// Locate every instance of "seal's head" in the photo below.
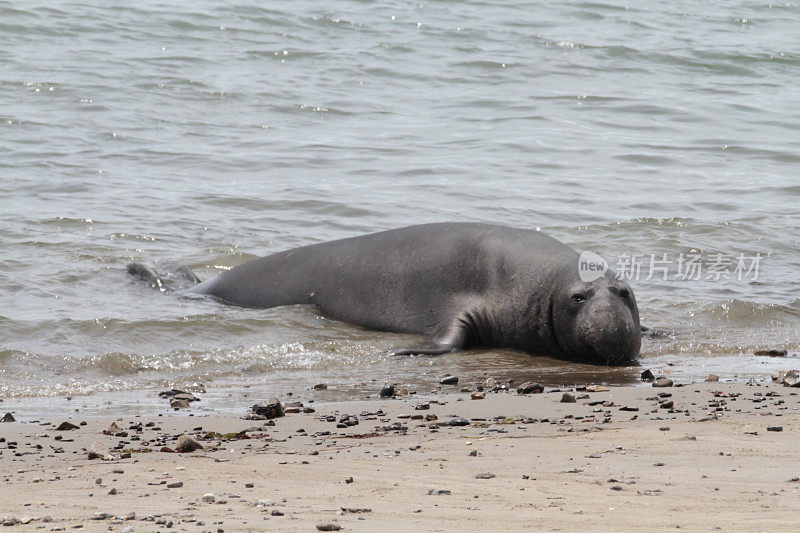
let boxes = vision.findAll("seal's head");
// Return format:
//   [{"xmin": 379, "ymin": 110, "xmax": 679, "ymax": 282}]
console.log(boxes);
[{"xmin": 552, "ymin": 271, "xmax": 641, "ymax": 365}]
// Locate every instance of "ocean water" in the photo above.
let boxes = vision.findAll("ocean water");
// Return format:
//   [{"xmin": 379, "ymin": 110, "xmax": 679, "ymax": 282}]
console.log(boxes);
[{"xmin": 1, "ymin": 0, "xmax": 799, "ymax": 410}]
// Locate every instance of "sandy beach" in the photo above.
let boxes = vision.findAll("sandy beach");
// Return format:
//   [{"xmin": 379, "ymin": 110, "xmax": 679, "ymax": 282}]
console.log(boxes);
[{"xmin": 2, "ymin": 379, "xmax": 800, "ymax": 531}]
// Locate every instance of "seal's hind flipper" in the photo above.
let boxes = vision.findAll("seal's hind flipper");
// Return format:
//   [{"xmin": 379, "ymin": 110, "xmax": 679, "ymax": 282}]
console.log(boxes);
[
  {"xmin": 126, "ymin": 262, "xmax": 167, "ymax": 292},
  {"xmin": 641, "ymin": 325, "xmax": 671, "ymax": 338}
]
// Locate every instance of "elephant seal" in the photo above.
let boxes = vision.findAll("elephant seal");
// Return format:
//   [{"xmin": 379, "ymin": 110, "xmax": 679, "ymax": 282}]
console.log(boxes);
[{"xmin": 127, "ymin": 223, "xmax": 641, "ymax": 364}]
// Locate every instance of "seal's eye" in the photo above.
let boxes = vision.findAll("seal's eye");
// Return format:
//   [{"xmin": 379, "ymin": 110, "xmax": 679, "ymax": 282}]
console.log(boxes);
[
  {"xmin": 618, "ymin": 288, "xmax": 630, "ymax": 299},
  {"xmin": 571, "ymin": 293, "xmax": 586, "ymax": 303}
]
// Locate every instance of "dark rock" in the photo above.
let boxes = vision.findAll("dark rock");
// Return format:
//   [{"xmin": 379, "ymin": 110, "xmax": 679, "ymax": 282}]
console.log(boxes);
[
  {"xmin": 448, "ymin": 417, "xmax": 470, "ymax": 427},
  {"xmin": 56, "ymin": 421, "xmax": 79, "ymax": 431},
  {"xmin": 474, "ymin": 472, "xmax": 496, "ymax": 479},
  {"xmin": 471, "ymin": 392, "xmax": 485, "ymax": 400},
  {"xmin": 252, "ymin": 400, "xmax": 284, "ymax": 419},
  {"xmin": 517, "ymin": 382, "xmax": 544, "ymax": 395},
  {"xmin": 414, "ymin": 402, "xmax": 430, "ymax": 410},
  {"xmin": 439, "ymin": 375, "xmax": 459, "ymax": 385},
  {"xmin": 767, "ymin": 426, "xmax": 784, "ymax": 432},
  {"xmin": 560, "ymin": 393, "xmax": 576, "ymax": 403},
  {"xmin": 619, "ymin": 406, "xmax": 639, "ymax": 412},
  {"xmin": 313, "ymin": 383, "xmax": 328, "ymax": 390},
  {"xmin": 379, "ymin": 384, "xmax": 395, "ymax": 398},
  {"xmin": 345, "ymin": 477, "xmax": 353, "ymax": 484},
  {"xmin": 0, "ymin": 413, "xmax": 14, "ymax": 423},
  {"xmin": 316, "ymin": 524, "xmax": 341, "ymax": 532},
  {"xmin": 705, "ymin": 374, "xmax": 720, "ymax": 382},
  {"xmin": 659, "ymin": 400, "xmax": 674, "ymax": 409},
  {"xmin": 468, "ymin": 449, "xmax": 478, "ymax": 457},
  {"xmin": 640, "ymin": 369, "xmax": 655, "ymax": 382},
  {"xmin": 755, "ymin": 349, "xmax": 788, "ymax": 357}
]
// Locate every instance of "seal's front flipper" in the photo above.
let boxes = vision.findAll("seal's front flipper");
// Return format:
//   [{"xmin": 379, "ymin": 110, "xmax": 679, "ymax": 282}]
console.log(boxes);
[
  {"xmin": 390, "ymin": 341, "xmax": 457, "ymax": 356},
  {"xmin": 390, "ymin": 325, "xmax": 468, "ymax": 356}
]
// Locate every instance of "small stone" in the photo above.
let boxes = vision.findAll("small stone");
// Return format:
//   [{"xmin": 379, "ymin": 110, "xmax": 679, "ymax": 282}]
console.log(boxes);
[
  {"xmin": 95, "ymin": 478, "xmax": 102, "ymax": 485},
  {"xmin": 653, "ymin": 377, "xmax": 673, "ymax": 388},
  {"xmin": 439, "ymin": 375, "xmax": 459, "ymax": 385},
  {"xmin": 659, "ymin": 400, "xmax": 674, "ymax": 409},
  {"xmin": 202, "ymin": 493, "xmax": 215, "ymax": 503},
  {"xmin": 468, "ymin": 449, "xmax": 478, "ymax": 457},
  {"xmin": 767, "ymin": 426, "xmax": 783, "ymax": 432},
  {"xmin": 619, "ymin": 406, "xmax": 639, "ymax": 412},
  {"xmin": 345, "ymin": 477, "xmax": 353, "ymax": 484},
  {"xmin": 640, "ymin": 369, "xmax": 655, "ymax": 382},
  {"xmin": 271, "ymin": 510, "xmax": 284, "ymax": 516},
  {"xmin": 316, "ymin": 524, "xmax": 341, "ymax": 532},
  {"xmin": 448, "ymin": 417, "xmax": 470, "ymax": 427},
  {"xmin": 470, "ymin": 392, "xmax": 485, "ymax": 400},
  {"xmin": 755, "ymin": 348, "xmax": 788, "ymax": 357},
  {"xmin": 175, "ymin": 434, "xmax": 203, "ymax": 453},
  {"xmin": 474, "ymin": 472, "xmax": 496, "ymax": 479},
  {"xmin": 560, "ymin": 393, "xmax": 576, "ymax": 403},
  {"xmin": 252, "ymin": 399, "xmax": 284, "ymax": 419},
  {"xmin": 705, "ymin": 374, "xmax": 720, "ymax": 382},
  {"xmin": 379, "ymin": 384, "xmax": 395, "ymax": 398},
  {"xmin": 56, "ymin": 421, "xmax": 79, "ymax": 431},
  {"xmin": 245, "ymin": 483, "xmax": 254, "ymax": 488},
  {"xmin": 610, "ymin": 485, "xmax": 623, "ymax": 491},
  {"xmin": 313, "ymin": 383, "xmax": 328, "ymax": 390},
  {"xmin": 87, "ymin": 442, "xmax": 116, "ymax": 461},
  {"xmin": 517, "ymin": 382, "xmax": 544, "ymax": 394},
  {"xmin": 1, "ymin": 413, "xmax": 15, "ymax": 423},
  {"xmin": 170, "ymin": 398, "xmax": 190, "ymax": 409},
  {"xmin": 167, "ymin": 482, "xmax": 183, "ymax": 488},
  {"xmin": 108, "ymin": 488, "xmax": 117, "ymax": 495},
  {"xmin": 92, "ymin": 512, "xmax": 111, "ymax": 520}
]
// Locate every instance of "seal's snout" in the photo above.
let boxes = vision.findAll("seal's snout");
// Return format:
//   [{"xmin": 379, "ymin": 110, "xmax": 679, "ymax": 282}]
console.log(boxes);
[{"xmin": 581, "ymin": 294, "xmax": 641, "ymax": 364}]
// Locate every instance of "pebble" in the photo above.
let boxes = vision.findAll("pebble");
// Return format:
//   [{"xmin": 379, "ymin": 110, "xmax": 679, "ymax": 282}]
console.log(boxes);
[
  {"xmin": 313, "ymin": 383, "xmax": 328, "ymax": 390},
  {"xmin": 1, "ymin": 413, "xmax": 15, "ymax": 423},
  {"xmin": 56, "ymin": 421, "xmax": 79, "ymax": 431},
  {"xmin": 316, "ymin": 524, "xmax": 342, "ymax": 532},
  {"xmin": 448, "ymin": 417, "xmax": 470, "ymax": 427},
  {"xmin": 471, "ymin": 392, "xmax": 485, "ymax": 400},
  {"xmin": 167, "ymin": 482, "xmax": 183, "ymax": 488},
  {"xmin": 170, "ymin": 398, "xmax": 191, "ymax": 409},
  {"xmin": 468, "ymin": 449, "xmax": 478, "ymax": 457},
  {"xmin": 175, "ymin": 434, "xmax": 203, "ymax": 453},
  {"xmin": 252, "ymin": 399, "xmax": 285, "ymax": 419},
  {"xmin": 755, "ymin": 348, "xmax": 788, "ymax": 357},
  {"xmin": 87, "ymin": 442, "xmax": 115, "ymax": 461},
  {"xmin": 474, "ymin": 472, "xmax": 496, "ymax": 479},
  {"xmin": 653, "ymin": 377, "xmax": 674, "ymax": 388},
  {"xmin": 640, "ymin": 369, "xmax": 655, "ymax": 382},
  {"xmin": 202, "ymin": 493, "xmax": 215, "ymax": 503},
  {"xmin": 427, "ymin": 489, "xmax": 451, "ymax": 495},
  {"xmin": 439, "ymin": 375, "xmax": 459, "ymax": 385},
  {"xmin": 517, "ymin": 382, "xmax": 544, "ymax": 394},
  {"xmin": 767, "ymin": 426, "xmax": 783, "ymax": 432},
  {"xmin": 705, "ymin": 374, "xmax": 720, "ymax": 382},
  {"xmin": 345, "ymin": 477, "xmax": 354, "ymax": 484},
  {"xmin": 560, "ymin": 393, "xmax": 576, "ymax": 403},
  {"xmin": 379, "ymin": 384, "xmax": 395, "ymax": 398}
]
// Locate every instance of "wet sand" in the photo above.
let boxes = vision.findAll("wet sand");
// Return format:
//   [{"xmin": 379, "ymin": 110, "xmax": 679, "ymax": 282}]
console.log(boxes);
[{"xmin": 2, "ymin": 381, "xmax": 800, "ymax": 531}]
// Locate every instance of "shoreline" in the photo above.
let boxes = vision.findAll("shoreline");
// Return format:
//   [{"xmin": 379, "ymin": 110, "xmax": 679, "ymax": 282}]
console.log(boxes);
[{"xmin": 2, "ymin": 381, "xmax": 800, "ymax": 530}]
